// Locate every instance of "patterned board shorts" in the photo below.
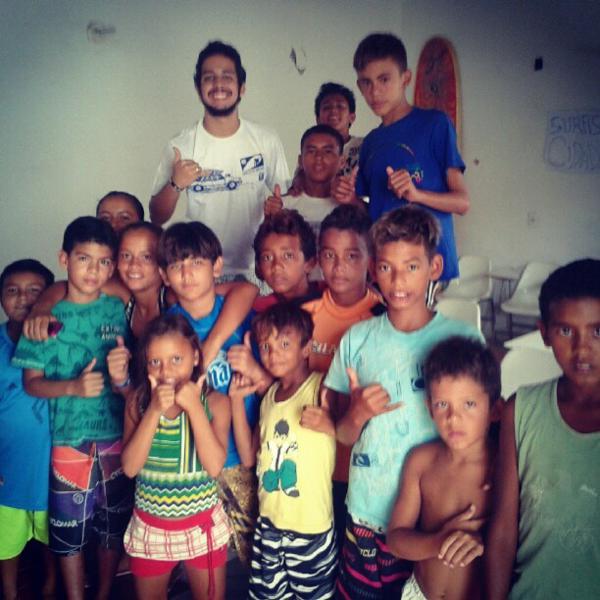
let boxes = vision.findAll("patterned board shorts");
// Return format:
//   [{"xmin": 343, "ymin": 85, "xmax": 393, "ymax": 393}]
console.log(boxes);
[
  {"xmin": 336, "ymin": 513, "xmax": 411, "ymax": 600},
  {"xmin": 124, "ymin": 502, "xmax": 230, "ymax": 563},
  {"xmin": 248, "ymin": 516, "xmax": 337, "ymax": 600},
  {"xmin": 49, "ymin": 440, "xmax": 133, "ymax": 555}
]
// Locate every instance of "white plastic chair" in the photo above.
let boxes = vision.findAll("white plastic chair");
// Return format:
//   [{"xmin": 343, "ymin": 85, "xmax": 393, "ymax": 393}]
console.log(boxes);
[
  {"xmin": 500, "ymin": 262, "xmax": 557, "ymax": 338},
  {"xmin": 436, "ymin": 298, "xmax": 481, "ymax": 332},
  {"xmin": 501, "ymin": 347, "xmax": 561, "ymax": 399},
  {"xmin": 439, "ymin": 256, "xmax": 494, "ymax": 326}
]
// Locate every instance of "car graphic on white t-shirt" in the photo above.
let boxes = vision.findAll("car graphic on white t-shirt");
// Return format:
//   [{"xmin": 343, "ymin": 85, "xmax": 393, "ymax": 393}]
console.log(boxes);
[{"xmin": 190, "ymin": 170, "xmax": 242, "ymax": 193}]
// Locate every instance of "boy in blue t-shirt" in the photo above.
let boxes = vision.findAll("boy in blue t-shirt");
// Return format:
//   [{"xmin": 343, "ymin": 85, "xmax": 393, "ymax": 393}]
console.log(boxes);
[
  {"xmin": 12, "ymin": 217, "xmax": 132, "ymax": 600},
  {"xmin": 325, "ymin": 206, "xmax": 480, "ymax": 599},
  {"xmin": 157, "ymin": 221, "xmax": 258, "ymax": 566},
  {"xmin": 335, "ymin": 33, "xmax": 469, "ymax": 290},
  {"xmin": 0, "ymin": 259, "xmax": 55, "ymax": 600}
]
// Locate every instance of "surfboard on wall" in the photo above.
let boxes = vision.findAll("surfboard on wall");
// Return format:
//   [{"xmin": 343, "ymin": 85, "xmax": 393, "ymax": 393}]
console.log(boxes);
[{"xmin": 414, "ymin": 36, "xmax": 461, "ymax": 146}]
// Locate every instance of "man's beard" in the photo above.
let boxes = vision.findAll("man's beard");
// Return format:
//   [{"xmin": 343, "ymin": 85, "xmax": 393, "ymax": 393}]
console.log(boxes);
[{"xmin": 201, "ymin": 94, "xmax": 241, "ymax": 118}]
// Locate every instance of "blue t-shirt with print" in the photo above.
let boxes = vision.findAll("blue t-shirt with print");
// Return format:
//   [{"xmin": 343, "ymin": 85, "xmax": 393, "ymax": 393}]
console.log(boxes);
[
  {"xmin": 169, "ymin": 295, "xmax": 258, "ymax": 468},
  {"xmin": 0, "ymin": 323, "xmax": 51, "ymax": 510},
  {"xmin": 356, "ymin": 107, "xmax": 465, "ymax": 281},
  {"xmin": 324, "ymin": 311, "xmax": 481, "ymax": 531}
]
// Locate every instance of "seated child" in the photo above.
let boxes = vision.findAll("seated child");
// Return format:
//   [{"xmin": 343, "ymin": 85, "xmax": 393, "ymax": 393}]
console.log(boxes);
[
  {"xmin": 229, "ymin": 303, "xmax": 337, "ymax": 599},
  {"xmin": 324, "ymin": 206, "xmax": 482, "ymax": 599},
  {"xmin": 265, "ymin": 125, "xmax": 346, "ymax": 237},
  {"xmin": 12, "ymin": 217, "xmax": 132, "ymax": 600},
  {"xmin": 0, "ymin": 259, "xmax": 56, "ymax": 600},
  {"xmin": 157, "ymin": 221, "xmax": 258, "ymax": 566},
  {"xmin": 302, "ymin": 204, "xmax": 382, "ymax": 540},
  {"xmin": 486, "ymin": 259, "xmax": 600, "ymax": 600},
  {"xmin": 388, "ymin": 336, "xmax": 500, "ymax": 600},
  {"xmin": 117, "ymin": 314, "xmax": 231, "ymax": 599},
  {"xmin": 290, "ymin": 82, "xmax": 363, "ymax": 193},
  {"xmin": 252, "ymin": 209, "xmax": 322, "ymax": 313},
  {"xmin": 96, "ymin": 190, "xmax": 145, "ymax": 234}
]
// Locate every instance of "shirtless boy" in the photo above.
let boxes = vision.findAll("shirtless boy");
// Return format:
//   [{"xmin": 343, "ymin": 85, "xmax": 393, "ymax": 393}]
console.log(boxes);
[{"xmin": 387, "ymin": 336, "xmax": 500, "ymax": 600}]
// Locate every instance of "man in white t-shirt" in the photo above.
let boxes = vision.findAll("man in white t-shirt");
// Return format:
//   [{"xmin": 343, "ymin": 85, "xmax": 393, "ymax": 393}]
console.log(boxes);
[{"xmin": 149, "ymin": 41, "xmax": 290, "ymax": 278}]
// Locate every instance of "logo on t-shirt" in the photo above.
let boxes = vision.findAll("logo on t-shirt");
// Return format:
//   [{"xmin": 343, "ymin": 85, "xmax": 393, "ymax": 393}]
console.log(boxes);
[{"xmin": 240, "ymin": 154, "xmax": 265, "ymax": 182}]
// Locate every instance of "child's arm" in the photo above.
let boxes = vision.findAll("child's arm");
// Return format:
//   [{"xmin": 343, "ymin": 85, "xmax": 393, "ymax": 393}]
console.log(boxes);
[
  {"xmin": 229, "ymin": 373, "xmax": 260, "ymax": 467},
  {"xmin": 176, "ymin": 376, "xmax": 231, "ymax": 477},
  {"xmin": 227, "ymin": 332, "xmax": 274, "ymax": 395},
  {"xmin": 23, "ymin": 278, "xmax": 130, "ymax": 341},
  {"xmin": 386, "ymin": 167, "xmax": 469, "ymax": 215},
  {"xmin": 387, "ymin": 448, "xmax": 484, "ymax": 567},
  {"xmin": 23, "ymin": 361, "xmax": 104, "ymax": 399},
  {"xmin": 335, "ymin": 367, "xmax": 401, "ymax": 446},
  {"xmin": 485, "ymin": 396, "xmax": 519, "ymax": 600},
  {"xmin": 121, "ymin": 376, "xmax": 175, "ymax": 477},
  {"xmin": 203, "ymin": 281, "xmax": 259, "ymax": 367},
  {"xmin": 300, "ymin": 384, "xmax": 336, "ymax": 437},
  {"xmin": 22, "ymin": 282, "xmax": 67, "ymax": 341}
]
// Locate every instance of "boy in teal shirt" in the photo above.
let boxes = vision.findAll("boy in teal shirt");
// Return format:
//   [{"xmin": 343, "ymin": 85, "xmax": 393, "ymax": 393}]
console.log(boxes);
[
  {"xmin": 325, "ymin": 206, "xmax": 481, "ymax": 598},
  {"xmin": 13, "ymin": 216, "xmax": 132, "ymax": 600}
]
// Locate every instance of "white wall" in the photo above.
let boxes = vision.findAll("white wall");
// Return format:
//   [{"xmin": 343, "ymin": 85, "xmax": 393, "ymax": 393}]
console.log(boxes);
[
  {"xmin": 402, "ymin": 0, "xmax": 600, "ymax": 269},
  {"xmin": 1, "ymin": 0, "xmax": 599, "ymax": 301}
]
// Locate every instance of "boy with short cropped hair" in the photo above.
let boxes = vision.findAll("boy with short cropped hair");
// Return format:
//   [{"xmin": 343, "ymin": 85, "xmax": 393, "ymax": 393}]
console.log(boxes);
[
  {"xmin": 158, "ymin": 220, "xmax": 259, "ymax": 565},
  {"xmin": 0, "ymin": 259, "xmax": 55, "ymax": 600},
  {"xmin": 302, "ymin": 204, "xmax": 382, "ymax": 541},
  {"xmin": 388, "ymin": 336, "xmax": 500, "ymax": 600},
  {"xmin": 325, "ymin": 206, "xmax": 481, "ymax": 599},
  {"xmin": 264, "ymin": 125, "xmax": 346, "ymax": 237},
  {"xmin": 229, "ymin": 303, "xmax": 337, "ymax": 599},
  {"xmin": 290, "ymin": 83, "xmax": 363, "ymax": 194},
  {"xmin": 336, "ymin": 32, "xmax": 469, "ymax": 291},
  {"xmin": 486, "ymin": 259, "xmax": 600, "ymax": 600},
  {"xmin": 315, "ymin": 82, "xmax": 363, "ymax": 176},
  {"xmin": 252, "ymin": 209, "xmax": 322, "ymax": 313},
  {"xmin": 12, "ymin": 217, "xmax": 132, "ymax": 600}
]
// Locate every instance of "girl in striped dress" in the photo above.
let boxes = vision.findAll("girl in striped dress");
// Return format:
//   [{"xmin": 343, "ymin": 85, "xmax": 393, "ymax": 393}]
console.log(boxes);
[{"xmin": 120, "ymin": 314, "xmax": 231, "ymax": 600}]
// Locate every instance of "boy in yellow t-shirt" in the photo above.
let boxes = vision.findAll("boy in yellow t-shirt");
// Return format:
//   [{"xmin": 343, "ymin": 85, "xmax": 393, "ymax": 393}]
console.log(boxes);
[{"xmin": 230, "ymin": 303, "xmax": 337, "ymax": 599}]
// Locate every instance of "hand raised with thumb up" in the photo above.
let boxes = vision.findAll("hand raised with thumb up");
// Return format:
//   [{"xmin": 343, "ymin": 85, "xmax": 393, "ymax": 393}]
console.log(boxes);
[
  {"xmin": 171, "ymin": 146, "xmax": 202, "ymax": 191},
  {"xmin": 107, "ymin": 336, "xmax": 131, "ymax": 387},
  {"xmin": 72, "ymin": 358, "xmax": 104, "ymax": 398},
  {"xmin": 264, "ymin": 183, "xmax": 284, "ymax": 217}
]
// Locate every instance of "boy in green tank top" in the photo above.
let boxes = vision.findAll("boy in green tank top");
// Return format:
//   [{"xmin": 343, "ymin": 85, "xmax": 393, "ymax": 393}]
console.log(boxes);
[{"xmin": 486, "ymin": 259, "xmax": 600, "ymax": 600}]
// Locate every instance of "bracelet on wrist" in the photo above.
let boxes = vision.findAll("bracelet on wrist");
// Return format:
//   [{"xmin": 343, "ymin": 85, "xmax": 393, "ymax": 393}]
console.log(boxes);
[
  {"xmin": 169, "ymin": 177, "xmax": 185, "ymax": 193},
  {"xmin": 114, "ymin": 376, "xmax": 131, "ymax": 389}
]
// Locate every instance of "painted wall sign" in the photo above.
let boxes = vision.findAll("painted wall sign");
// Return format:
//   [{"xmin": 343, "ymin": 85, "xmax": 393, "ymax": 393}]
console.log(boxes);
[{"xmin": 544, "ymin": 110, "xmax": 600, "ymax": 173}]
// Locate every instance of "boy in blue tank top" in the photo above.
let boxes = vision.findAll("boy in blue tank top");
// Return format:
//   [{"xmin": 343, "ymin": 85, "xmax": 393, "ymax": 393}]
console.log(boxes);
[
  {"xmin": 325, "ymin": 206, "xmax": 481, "ymax": 599},
  {"xmin": 487, "ymin": 259, "xmax": 600, "ymax": 600}
]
